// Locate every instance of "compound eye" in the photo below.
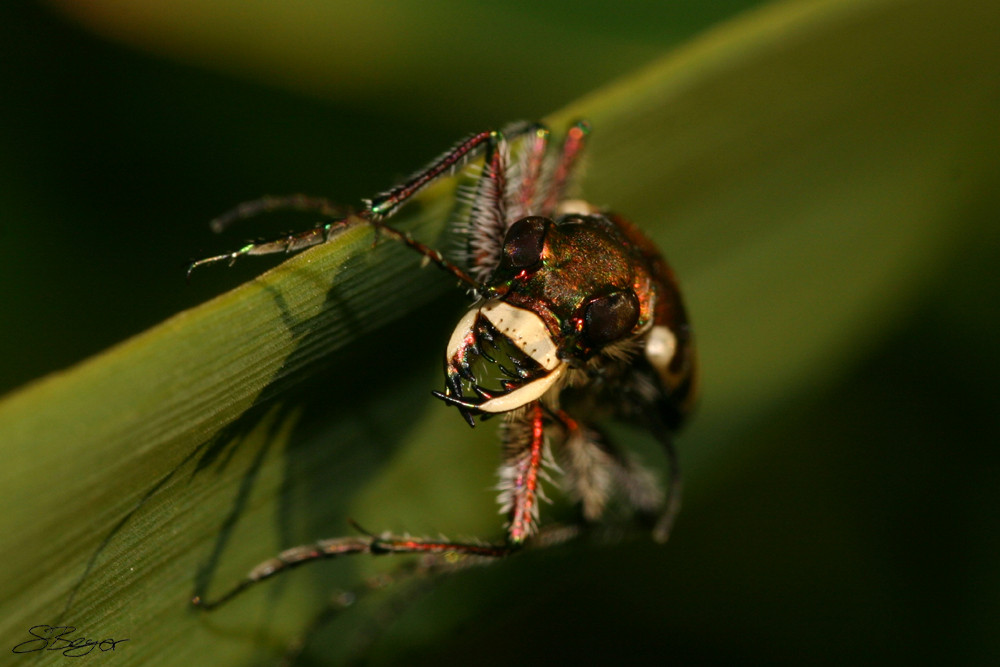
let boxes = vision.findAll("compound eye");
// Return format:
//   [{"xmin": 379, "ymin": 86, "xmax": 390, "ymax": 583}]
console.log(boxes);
[
  {"xmin": 583, "ymin": 290, "xmax": 640, "ymax": 346},
  {"xmin": 502, "ymin": 217, "xmax": 550, "ymax": 269}
]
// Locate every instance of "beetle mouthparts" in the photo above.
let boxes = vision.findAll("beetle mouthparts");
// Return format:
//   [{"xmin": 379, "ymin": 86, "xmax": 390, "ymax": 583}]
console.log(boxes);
[{"xmin": 439, "ymin": 308, "xmax": 566, "ymax": 423}]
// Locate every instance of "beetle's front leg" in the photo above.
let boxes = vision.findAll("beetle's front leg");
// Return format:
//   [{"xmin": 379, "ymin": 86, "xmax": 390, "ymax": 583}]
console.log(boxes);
[
  {"xmin": 188, "ymin": 123, "xmax": 539, "ymax": 281},
  {"xmin": 497, "ymin": 402, "xmax": 551, "ymax": 543}
]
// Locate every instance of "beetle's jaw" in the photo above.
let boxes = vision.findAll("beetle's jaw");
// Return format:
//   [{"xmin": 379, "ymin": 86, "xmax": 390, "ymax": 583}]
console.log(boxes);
[{"xmin": 435, "ymin": 300, "xmax": 566, "ymax": 424}]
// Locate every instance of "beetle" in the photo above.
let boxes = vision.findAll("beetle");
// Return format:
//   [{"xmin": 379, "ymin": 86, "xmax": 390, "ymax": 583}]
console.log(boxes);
[{"xmin": 189, "ymin": 121, "xmax": 696, "ymax": 609}]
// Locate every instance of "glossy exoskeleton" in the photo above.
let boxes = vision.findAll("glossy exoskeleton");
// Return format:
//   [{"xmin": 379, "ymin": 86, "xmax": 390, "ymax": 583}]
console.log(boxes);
[{"xmin": 190, "ymin": 121, "xmax": 696, "ymax": 609}]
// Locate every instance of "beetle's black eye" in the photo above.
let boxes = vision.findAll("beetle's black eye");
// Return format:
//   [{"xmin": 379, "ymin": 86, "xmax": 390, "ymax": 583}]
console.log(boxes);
[
  {"xmin": 502, "ymin": 216, "xmax": 550, "ymax": 269},
  {"xmin": 583, "ymin": 291, "xmax": 640, "ymax": 345}
]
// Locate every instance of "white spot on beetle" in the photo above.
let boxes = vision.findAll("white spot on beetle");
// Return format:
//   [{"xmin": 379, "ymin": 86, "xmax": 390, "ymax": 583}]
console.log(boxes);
[
  {"xmin": 555, "ymin": 199, "xmax": 598, "ymax": 216},
  {"xmin": 644, "ymin": 325, "xmax": 677, "ymax": 373}
]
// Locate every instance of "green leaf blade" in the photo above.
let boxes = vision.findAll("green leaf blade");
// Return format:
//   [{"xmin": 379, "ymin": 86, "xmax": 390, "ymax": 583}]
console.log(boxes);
[{"xmin": 2, "ymin": 0, "xmax": 998, "ymax": 663}]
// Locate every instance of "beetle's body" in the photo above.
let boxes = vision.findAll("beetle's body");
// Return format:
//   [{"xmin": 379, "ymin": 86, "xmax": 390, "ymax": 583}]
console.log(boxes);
[
  {"xmin": 437, "ymin": 158, "xmax": 696, "ymax": 541},
  {"xmin": 191, "ymin": 121, "xmax": 696, "ymax": 610}
]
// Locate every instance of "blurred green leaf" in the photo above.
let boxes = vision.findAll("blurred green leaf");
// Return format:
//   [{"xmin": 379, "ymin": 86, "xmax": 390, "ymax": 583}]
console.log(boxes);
[
  {"xmin": 43, "ymin": 0, "xmax": 766, "ymax": 123},
  {"xmin": 2, "ymin": 0, "xmax": 998, "ymax": 664}
]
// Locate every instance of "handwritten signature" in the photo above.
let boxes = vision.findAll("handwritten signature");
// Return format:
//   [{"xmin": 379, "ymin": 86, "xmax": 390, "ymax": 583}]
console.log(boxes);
[{"xmin": 12, "ymin": 625, "xmax": 128, "ymax": 657}]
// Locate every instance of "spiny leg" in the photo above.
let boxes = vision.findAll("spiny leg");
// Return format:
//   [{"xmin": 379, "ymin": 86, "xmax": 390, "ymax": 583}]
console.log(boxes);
[
  {"xmin": 542, "ymin": 120, "xmax": 591, "ymax": 216},
  {"xmin": 188, "ymin": 193, "xmax": 359, "ymax": 277},
  {"xmin": 548, "ymin": 409, "xmax": 617, "ymax": 522},
  {"xmin": 192, "ymin": 535, "xmax": 369, "ymax": 611},
  {"xmin": 368, "ymin": 130, "xmax": 495, "ymax": 221},
  {"xmin": 360, "ymin": 120, "xmax": 546, "ymax": 281},
  {"xmin": 497, "ymin": 402, "xmax": 549, "ymax": 543},
  {"xmin": 189, "ymin": 201, "xmax": 479, "ymax": 286},
  {"xmin": 209, "ymin": 194, "xmax": 346, "ymax": 234},
  {"xmin": 545, "ymin": 405, "xmax": 678, "ymax": 539},
  {"xmin": 186, "ymin": 216, "xmax": 361, "ymax": 278},
  {"xmin": 466, "ymin": 122, "xmax": 562, "ymax": 280},
  {"xmin": 364, "ymin": 214, "xmax": 478, "ymax": 286},
  {"xmin": 511, "ymin": 123, "xmax": 551, "ymax": 219},
  {"xmin": 274, "ymin": 521, "xmax": 585, "ymax": 666},
  {"xmin": 189, "ymin": 128, "xmax": 538, "ymax": 282},
  {"xmin": 188, "ymin": 122, "xmax": 552, "ymax": 281},
  {"xmin": 191, "ymin": 523, "xmax": 516, "ymax": 611},
  {"xmin": 465, "ymin": 129, "xmax": 513, "ymax": 279},
  {"xmin": 367, "ymin": 121, "xmax": 539, "ymax": 220},
  {"xmin": 605, "ymin": 363, "xmax": 685, "ymax": 541}
]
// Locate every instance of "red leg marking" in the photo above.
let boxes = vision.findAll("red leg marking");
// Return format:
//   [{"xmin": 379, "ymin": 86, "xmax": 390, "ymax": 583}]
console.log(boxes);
[
  {"xmin": 507, "ymin": 403, "xmax": 546, "ymax": 543},
  {"xmin": 542, "ymin": 121, "xmax": 590, "ymax": 216},
  {"xmin": 515, "ymin": 125, "xmax": 550, "ymax": 217}
]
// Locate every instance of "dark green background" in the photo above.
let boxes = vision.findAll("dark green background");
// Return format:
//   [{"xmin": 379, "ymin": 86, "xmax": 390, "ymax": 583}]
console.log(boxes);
[{"xmin": 1, "ymin": 1, "xmax": 997, "ymax": 665}]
